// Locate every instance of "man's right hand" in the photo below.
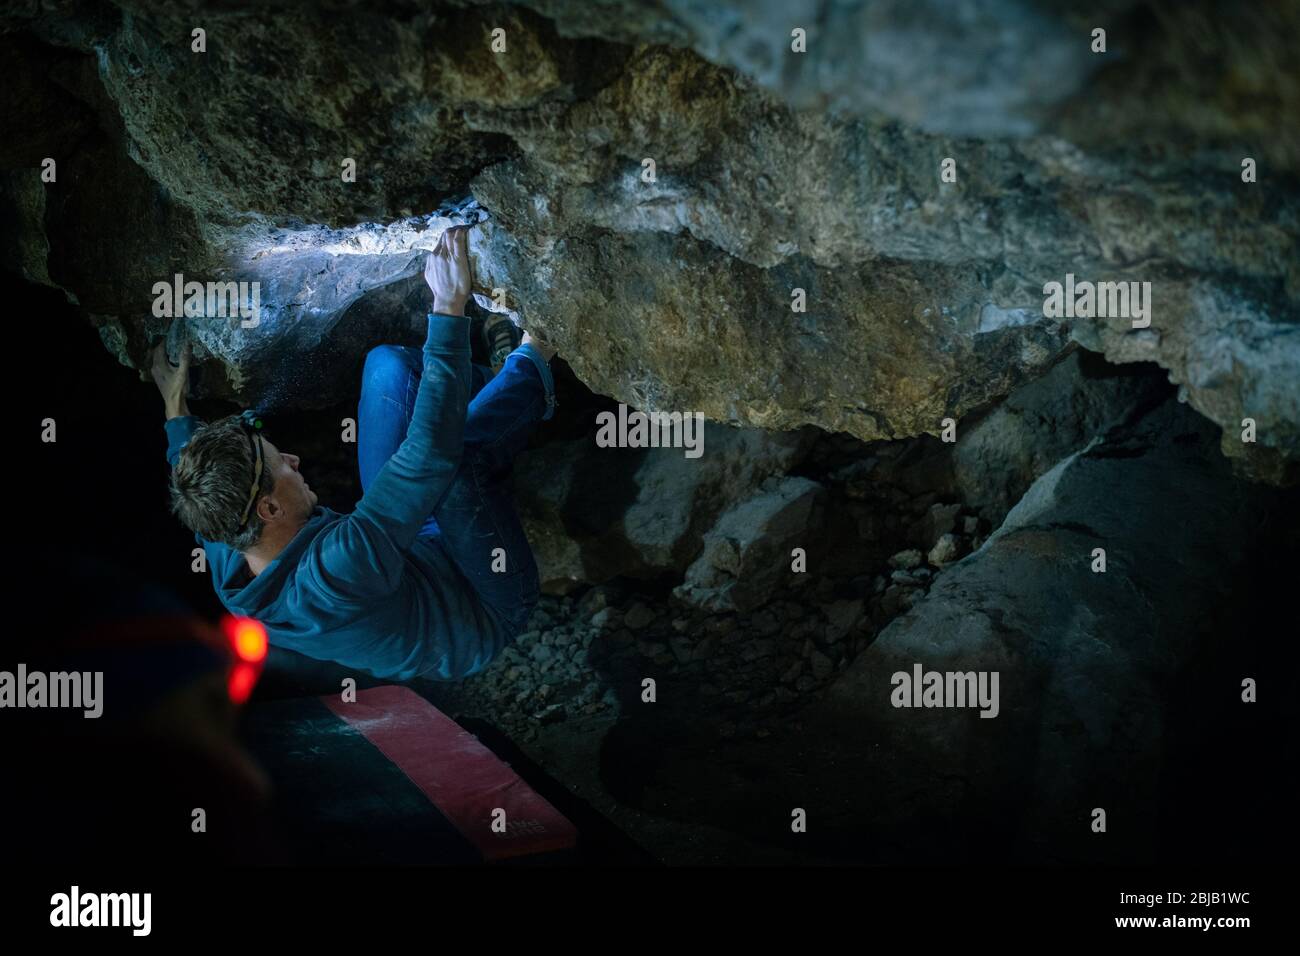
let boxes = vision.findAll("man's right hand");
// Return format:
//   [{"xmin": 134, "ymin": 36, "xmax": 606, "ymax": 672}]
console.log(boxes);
[
  {"xmin": 424, "ymin": 226, "xmax": 472, "ymax": 317},
  {"xmin": 151, "ymin": 339, "xmax": 191, "ymax": 420}
]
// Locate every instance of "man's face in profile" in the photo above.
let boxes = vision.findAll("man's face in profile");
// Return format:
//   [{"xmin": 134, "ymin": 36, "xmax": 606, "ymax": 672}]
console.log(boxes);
[{"xmin": 260, "ymin": 439, "xmax": 317, "ymax": 520}]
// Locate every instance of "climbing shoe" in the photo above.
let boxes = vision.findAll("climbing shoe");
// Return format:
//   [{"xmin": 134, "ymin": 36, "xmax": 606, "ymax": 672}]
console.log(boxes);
[{"xmin": 482, "ymin": 314, "xmax": 523, "ymax": 372}]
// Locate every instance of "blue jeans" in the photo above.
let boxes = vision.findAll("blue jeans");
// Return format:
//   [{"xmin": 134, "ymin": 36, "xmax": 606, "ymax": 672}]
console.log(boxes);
[{"xmin": 357, "ymin": 342, "xmax": 555, "ymax": 636}]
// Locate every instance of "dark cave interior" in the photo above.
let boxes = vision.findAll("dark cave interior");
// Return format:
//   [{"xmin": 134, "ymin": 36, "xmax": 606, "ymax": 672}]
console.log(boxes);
[{"xmin": 4, "ymin": 0, "xmax": 1300, "ymax": 879}]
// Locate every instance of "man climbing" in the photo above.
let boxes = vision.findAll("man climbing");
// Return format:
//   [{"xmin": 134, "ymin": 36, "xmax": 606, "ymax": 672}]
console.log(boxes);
[{"xmin": 152, "ymin": 226, "xmax": 558, "ymax": 680}]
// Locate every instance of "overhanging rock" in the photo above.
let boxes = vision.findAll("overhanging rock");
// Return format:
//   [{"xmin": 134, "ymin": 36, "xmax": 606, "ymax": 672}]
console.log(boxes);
[{"xmin": 0, "ymin": 1, "xmax": 1296, "ymax": 472}]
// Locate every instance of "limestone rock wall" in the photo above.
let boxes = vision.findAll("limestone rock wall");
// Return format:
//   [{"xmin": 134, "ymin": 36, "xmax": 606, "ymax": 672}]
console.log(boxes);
[{"xmin": 1, "ymin": 0, "xmax": 1297, "ymax": 472}]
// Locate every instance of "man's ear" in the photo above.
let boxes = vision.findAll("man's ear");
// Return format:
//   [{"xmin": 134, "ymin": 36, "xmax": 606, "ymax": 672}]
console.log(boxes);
[{"xmin": 255, "ymin": 494, "xmax": 280, "ymax": 523}]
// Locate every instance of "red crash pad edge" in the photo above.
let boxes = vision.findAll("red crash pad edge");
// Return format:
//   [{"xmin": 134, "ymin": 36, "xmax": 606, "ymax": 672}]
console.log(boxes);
[{"xmin": 322, "ymin": 685, "xmax": 577, "ymax": 861}]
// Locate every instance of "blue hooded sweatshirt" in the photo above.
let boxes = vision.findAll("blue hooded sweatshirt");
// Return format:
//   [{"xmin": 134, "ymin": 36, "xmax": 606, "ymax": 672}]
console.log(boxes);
[{"xmin": 165, "ymin": 314, "xmax": 506, "ymax": 681}]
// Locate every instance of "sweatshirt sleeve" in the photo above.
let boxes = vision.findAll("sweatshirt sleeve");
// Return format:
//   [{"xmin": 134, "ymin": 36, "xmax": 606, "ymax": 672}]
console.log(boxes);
[
  {"xmin": 315, "ymin": 314, "xmax": 472, "ymax": 596},
  {"xmin": 165, "ymin": 415, "xmax": 202, "ymax": 468}
]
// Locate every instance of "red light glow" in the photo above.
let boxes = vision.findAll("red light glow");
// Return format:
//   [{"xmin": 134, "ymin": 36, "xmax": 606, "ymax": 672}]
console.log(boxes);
[
  {"xmin": 227, "ymin": 662, "xmax": 258, "ymax": 705},
  {"xmin": 223, "ymin": 615, "xmax": 268, "ymax": 663},
  {"xmin": 219, "ymin": 615, "xmax": 267, "ymax": 705}
]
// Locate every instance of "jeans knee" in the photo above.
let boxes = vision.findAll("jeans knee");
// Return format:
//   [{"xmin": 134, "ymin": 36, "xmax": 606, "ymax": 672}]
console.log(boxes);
[{"xmin": 363, "ymin": 344, "xmax": 414, "ymax": 391}]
